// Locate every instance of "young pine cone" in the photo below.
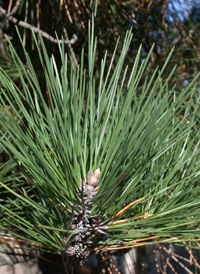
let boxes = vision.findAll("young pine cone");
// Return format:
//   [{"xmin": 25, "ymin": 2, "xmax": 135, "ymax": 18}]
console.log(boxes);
[{"xmin": 87, "ymin": 168, "xmax": 100, "ymax": 186}]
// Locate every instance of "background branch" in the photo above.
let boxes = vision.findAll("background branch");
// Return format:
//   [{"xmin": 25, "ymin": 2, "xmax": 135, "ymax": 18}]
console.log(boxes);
[
  {"xmin": 0, "ymin": 6, "xmax": 78, "ymax": 44},
  {"xmin": 7, "ymin": 0, "xmax": 22, "ymax": 17}
]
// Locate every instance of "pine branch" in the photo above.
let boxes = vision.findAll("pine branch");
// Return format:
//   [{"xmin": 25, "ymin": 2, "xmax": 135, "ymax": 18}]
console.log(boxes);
[
  {"xmin": 0, "ymin": 6, "xmax": 78, "ymax": 44},
  {"xmin": 0, "ymin": 18, "xmax": 200, "ymax": 265}
]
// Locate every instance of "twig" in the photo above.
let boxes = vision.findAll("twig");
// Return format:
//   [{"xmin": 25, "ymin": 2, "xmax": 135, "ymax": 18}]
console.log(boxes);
[
  {"xmin": 183, "ymin": 241, "xmax": 200, "ymax": 269},
  {"xmin": 61, "ymin": 254, "xmax": 69, "ymax": 274},
  {"xmin": 0, "ymin": 6, "xmax": 78, "ymax": 44},
  {"xmin": 7, "ymin": 0, "xmax": 22, "ymax": 17}
]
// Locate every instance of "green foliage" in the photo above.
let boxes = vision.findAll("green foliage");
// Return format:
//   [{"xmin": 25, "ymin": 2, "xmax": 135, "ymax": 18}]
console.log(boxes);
[{"xmin": 0, "ymin": 19, "xmax": 200, "ymax": 263}]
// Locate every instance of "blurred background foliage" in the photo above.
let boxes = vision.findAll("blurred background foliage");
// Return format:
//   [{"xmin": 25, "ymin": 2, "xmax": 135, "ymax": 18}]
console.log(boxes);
[{"xmin": 0, "ymin": 0, "xmax": 200, "ymax": 88}]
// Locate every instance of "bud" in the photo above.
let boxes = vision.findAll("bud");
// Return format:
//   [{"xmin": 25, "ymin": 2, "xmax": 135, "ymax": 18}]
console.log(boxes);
[{"xmin": 87, "ymin": 168, "xmax": 100, "ymax": 186}]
